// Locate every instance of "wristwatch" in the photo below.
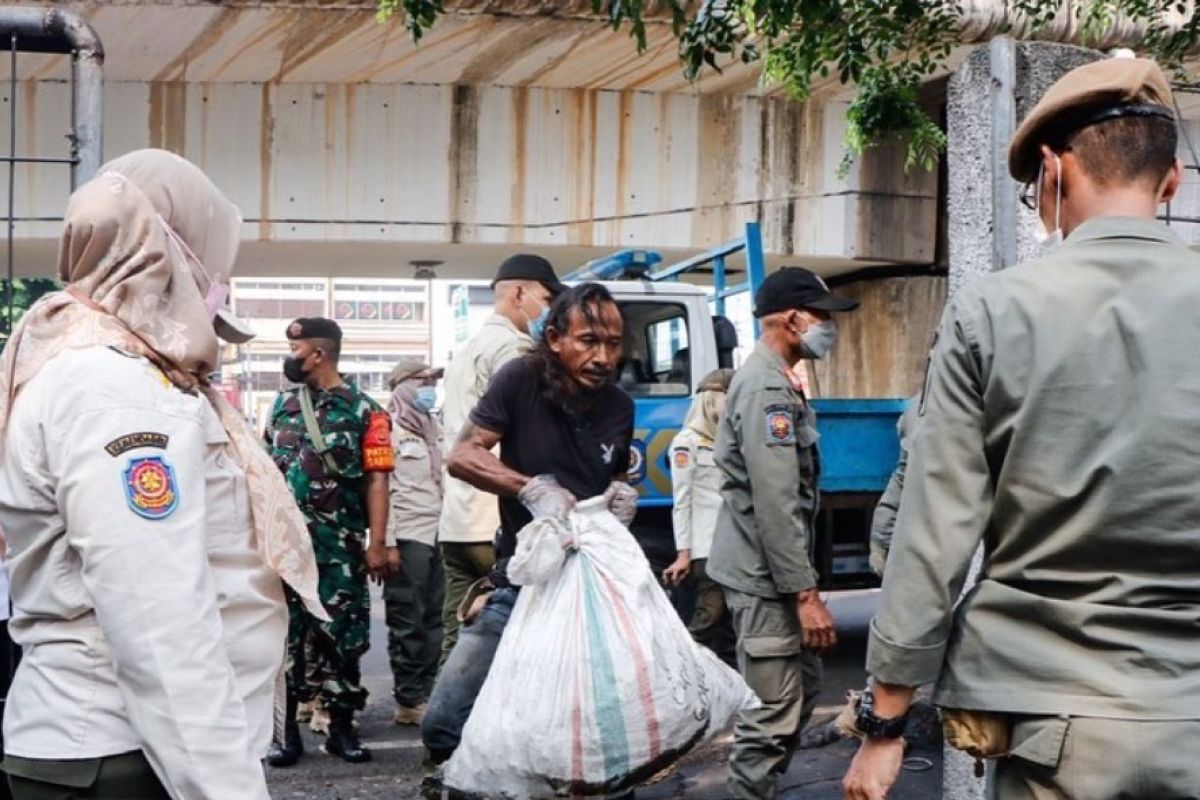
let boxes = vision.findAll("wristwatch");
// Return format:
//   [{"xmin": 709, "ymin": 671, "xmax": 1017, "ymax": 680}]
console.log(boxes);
[{"xmin": 854, "ymin": 689, "xmax": 909, "ymax": 739}]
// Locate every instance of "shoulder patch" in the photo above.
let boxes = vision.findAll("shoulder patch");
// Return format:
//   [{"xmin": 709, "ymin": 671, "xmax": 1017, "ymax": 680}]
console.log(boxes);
[
  {"xmin": 363, "ymin": 411, "xmax": 395, "ymax": 471},
  {"xmin": 105, "ymin": 432, "xmax": 169, "ymax": 457},
  {"xmin": 672, "ymin": 448, "xmax": 691, "ymax": 469},
  {"xmin": 124, "ymin": 456, "xmax": 179, "ymax": 520},
  {"xmin": 764, "ymin": 404, "xmax": 796, "ymax": 446}
]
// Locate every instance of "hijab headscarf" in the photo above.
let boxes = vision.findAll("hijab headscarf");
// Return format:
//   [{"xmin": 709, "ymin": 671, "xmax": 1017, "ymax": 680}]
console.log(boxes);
[
  {"xmin": 683, "ymin": 367, "xmax": 734, "ymax": 442},
  {"xmin": 0, "ymin": 149, "xmax": 325, "ymax": 620},
  {"xmin": 387, "ymin": 379, "xmax": 442, "ymax": 486}
]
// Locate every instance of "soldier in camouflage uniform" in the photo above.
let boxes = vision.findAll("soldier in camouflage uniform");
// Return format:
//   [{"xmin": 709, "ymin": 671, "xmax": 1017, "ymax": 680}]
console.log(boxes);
[{"xmin": 262, "ymin": 317, "xmax": 397, "ymax": 766}]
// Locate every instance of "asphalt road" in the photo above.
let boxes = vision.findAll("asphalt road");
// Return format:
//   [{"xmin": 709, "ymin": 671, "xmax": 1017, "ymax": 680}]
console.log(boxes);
[{"xmin": 266, "ymin": 589, "xmax": 942, "ymax": 800}]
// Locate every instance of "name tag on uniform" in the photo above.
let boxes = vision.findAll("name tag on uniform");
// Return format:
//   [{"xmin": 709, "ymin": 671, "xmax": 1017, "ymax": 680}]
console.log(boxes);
[{"xmin": 764, "ymin": 404, "xmax": 796, "ymax": 446}]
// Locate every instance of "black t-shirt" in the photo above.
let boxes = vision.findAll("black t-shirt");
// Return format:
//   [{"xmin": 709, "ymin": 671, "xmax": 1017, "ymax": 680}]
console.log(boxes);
[{"xmin": 469, "ymin": 356, "xmax": 635, "ymax": 565}]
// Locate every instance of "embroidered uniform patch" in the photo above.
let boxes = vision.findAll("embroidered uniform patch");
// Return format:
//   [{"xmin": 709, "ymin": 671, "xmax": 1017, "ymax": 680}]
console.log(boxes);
[
  {"xmin": 105, "ymin": 432, "xmax": 169, "ymax": 457},
  {"xmin": 362, "ymin": 411, "xmax": 395, "ymax": 471},
  {"xmin": 764, "ymin": 404, "xmax": 796, "ymax": 445},
  {"xmin": 124, "ymin": 456, "xmax": 179, "ymax": 520},
  {"xmin": 672, "ymin": 448, "xmax": 691, "ymax": 469}
]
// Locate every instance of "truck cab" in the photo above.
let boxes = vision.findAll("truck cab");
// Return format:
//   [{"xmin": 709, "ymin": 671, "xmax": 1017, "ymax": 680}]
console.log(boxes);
[{"xmin": 579, "ymin": 232, "xmax": 904, "ymax": 592}]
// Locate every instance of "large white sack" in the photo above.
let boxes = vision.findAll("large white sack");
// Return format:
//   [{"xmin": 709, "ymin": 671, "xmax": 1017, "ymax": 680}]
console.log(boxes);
[{"xmin": 442, "ymin": 496, "xmax": 758, "ymax": 799}]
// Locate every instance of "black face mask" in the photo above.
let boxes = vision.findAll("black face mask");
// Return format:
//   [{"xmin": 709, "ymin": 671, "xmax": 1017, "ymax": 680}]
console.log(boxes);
[{"xmin": 282, "ymin": 355, "xmax": 312, "ymax": 384}]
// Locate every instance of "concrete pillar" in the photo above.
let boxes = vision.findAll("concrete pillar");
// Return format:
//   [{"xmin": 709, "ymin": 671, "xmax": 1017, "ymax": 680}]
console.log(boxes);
[{"xmin": 942, "ymin": 39, "xmax": 1101, "ymax": 800}]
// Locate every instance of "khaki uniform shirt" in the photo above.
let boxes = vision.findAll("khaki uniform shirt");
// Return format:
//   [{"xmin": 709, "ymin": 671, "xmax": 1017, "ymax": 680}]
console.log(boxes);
[
  {"xmin": 708, "ymin": 341, "xmax": 821, "ymax": 598},
  {"xmin": 868, "ymin": 400, "xmax": 917, "ymax": 576},
  {"xmin": 387, "ymin": 424, "xmax": 443, "ymax": 547},
  {"xmin": 669, "ymin": 427, "xmax": 721, "ymax": 560},
  {"xmin": 438, "ymin": 314, "xmax": 530, "ymax": 544},
  {"xmin": 869, "ymin": 218, "xmax": 1200, "ymax": 719},
  {"xmin": 0, "ymin": 346, "xmax": 282, "ymax": 799}
]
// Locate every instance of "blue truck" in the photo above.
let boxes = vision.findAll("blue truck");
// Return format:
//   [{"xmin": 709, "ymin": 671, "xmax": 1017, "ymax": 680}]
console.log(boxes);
[{"xmin": 564, "ymin": 223, "xmax": 906, "ymax": 591}]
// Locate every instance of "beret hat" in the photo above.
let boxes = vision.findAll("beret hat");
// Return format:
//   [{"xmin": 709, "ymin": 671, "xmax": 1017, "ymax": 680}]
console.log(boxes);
[
  {"xmin": 286, "ymin": 317, "xmax": 342, "ymax": 341},
  {"xmin": 1009, "ymin": 57, "xmax": 1174, "ymax": 183}
]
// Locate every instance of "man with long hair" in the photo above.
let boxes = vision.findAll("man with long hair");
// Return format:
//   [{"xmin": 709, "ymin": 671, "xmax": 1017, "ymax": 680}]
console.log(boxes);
[{"xmin": 421, "ymin": 282, "xmax": 636, "ymax": 780}]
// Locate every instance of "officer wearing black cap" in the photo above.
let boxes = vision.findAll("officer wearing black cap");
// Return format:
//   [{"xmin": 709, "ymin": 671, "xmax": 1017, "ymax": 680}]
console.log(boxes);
[
  {"xmin": 708, "ymin": 267, "xmax": 858, "ymax": 800},
  {"xmin": 263, "ymin": 317, "xmax": 397, "ymax": 767},
  {"xmin": 846, "ymin": 57, "xmax": 1200, "ymax": 800},
  {"xmin": 438, "ymin": 254, "xmax": 566, "ymax": 666}
]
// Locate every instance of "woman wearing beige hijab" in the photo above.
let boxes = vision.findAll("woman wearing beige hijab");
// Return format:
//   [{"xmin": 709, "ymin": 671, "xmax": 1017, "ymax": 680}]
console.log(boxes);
[{"xmin": 0, "ymin": 150, "xmax": 323, "ymax": 800}]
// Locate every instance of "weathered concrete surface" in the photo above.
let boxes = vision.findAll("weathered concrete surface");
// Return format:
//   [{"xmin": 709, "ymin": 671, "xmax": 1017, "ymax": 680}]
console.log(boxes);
[
  {"xmin": 2, "ymin": 76, "xmax": 936, "ymax": 276},
  {"xmin": 942, "ymin": 40, "xmax": 1102, "ymax": 800}
]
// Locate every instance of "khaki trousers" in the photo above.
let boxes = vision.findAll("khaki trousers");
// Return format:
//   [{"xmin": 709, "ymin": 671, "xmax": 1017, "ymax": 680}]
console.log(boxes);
[
  {"xmin": 438, "ymin": 541, "xmax": 495, "ymax": 666},
  {"xmin": 991, "ymin": 716, "xmax": 1200, "ymax": 800},
  {"xmin": 6, "ymin": 750, "xmax": 169, "ymax": 800},
  {"xmin": 724, "ymin": 588, "xmax": 822, "ymax": 800}
]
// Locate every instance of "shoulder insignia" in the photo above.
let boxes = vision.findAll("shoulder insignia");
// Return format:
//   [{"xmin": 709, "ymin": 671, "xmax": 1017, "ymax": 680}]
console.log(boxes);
[
  {"xmin": 672, "ymin": 448, "xmax": 691, "ymax": 469},
  {"xmin": 363, "ymin": 411, "xmax": 395, "ymax": 471},
  {"xmin": 124, "ymin": 456, "xmax": 179, "ymax": 520},
  {"xmin": 147, "ymin": 364, "xmax": 172, "ymax": 389},
  {"xmin": 764, "ymin": 403, "xmax": 796, "ymax": 446},
  {"xmin": 105, "ymin": 432, "xmax": 169, "ymax": 457}
]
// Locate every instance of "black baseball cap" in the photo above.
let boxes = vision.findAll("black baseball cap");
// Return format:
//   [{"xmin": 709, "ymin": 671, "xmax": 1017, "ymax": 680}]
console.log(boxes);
[
  {"xmin": 286, "ymin": 317, "xmax": 343, "ymax": 341},
  {"xmin": 491, "ymin": 253, "xmax": 567, "ymax": 296},
  {"xmin": 753, "ymin": 267, "xmax": 859, "ymax": 318}
]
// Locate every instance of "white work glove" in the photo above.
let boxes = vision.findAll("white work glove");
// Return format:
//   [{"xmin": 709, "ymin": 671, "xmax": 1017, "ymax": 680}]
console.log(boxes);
[
  {"xmin": 604, "ymin": 480, "xmax": 639, "ymax": 527},
  {"xmin": 518, "ymin": 474, "xmax": 577, "ymax": 520}
]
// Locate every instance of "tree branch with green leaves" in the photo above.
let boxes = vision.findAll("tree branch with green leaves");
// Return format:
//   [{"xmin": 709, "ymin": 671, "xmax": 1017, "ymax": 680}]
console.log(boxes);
[{"xmin": 377, "ymin": 0, "xmax": 1200, "ymax": 174}]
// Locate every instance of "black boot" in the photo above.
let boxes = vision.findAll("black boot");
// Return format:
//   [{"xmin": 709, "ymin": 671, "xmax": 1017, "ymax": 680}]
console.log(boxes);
[
  {"xmin": 323, "ymin": 709, "xmax": 372, "ymax": 763},
  {"xmin": 266, "ymin": 695, "xmax": 304, "ymax": 768}
]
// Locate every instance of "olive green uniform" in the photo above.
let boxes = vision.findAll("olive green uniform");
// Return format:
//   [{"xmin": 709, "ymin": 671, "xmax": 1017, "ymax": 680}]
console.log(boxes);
[
  {"xmin": 708, "ymin": 341, "xmax": 823, "ymax": 800},
  {"xmin": 264, "ymin": 382, "xmax": 391, "ymax": 714},
  {"xmin": 867, "ymin": 399, "xmax": 917, "ymax": 577},
  {"xmin": 870, "ymin": 219, "xmax": 1200, "ymax": 797}
]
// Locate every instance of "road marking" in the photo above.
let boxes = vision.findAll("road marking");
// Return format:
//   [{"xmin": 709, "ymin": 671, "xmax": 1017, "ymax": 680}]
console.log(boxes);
[{"xmin": 363, "ymin": 738, "xmax": 426, "ymax": 751}]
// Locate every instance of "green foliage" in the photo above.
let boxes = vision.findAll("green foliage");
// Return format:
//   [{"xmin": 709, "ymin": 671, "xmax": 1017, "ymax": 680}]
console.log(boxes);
[
  {"xmin": 0, "ymin": 278, "xmax": 61, "ymax": 347},
  {"xmin": 377, "ymin": 0, "xmax": 1200, "ymax": 176}
]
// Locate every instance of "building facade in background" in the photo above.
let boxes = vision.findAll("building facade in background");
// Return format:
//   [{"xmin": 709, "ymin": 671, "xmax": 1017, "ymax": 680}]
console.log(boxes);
[{"xmin": 221, "ymin": 278, "xmax": 493, "ymax": 429}]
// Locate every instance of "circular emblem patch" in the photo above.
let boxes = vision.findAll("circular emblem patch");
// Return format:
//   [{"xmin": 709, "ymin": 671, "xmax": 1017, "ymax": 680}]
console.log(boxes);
[
  {"xmin": 627, "ymin": 439, "xmax": 646, "ymax": 485},
  {"xmin": 124, "ymin": 456, "xmax": 179, "ymax": 520},
  {"xmin": 288, "ymin": 321, "xmax": 303, "ymax": 338}
]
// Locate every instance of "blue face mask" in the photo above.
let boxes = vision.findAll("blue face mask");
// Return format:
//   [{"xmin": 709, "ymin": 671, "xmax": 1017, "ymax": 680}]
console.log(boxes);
[
  {"xmin": 415, "ymin": 386, "xmax": 438, "ymax": 412},
  {"xmin": 527, "ymin": 306, "xmax": 551, "ymax": 342}
]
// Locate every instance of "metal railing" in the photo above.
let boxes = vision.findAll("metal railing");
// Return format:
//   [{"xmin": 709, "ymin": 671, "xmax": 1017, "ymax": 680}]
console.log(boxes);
[{"xmin": 0, "ymin": 7, "xmax": 103, "ymax": 335}]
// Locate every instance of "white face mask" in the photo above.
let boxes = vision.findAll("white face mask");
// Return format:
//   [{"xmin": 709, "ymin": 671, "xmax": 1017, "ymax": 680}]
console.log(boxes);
[
  {"xmin": 800, "ymin": 318, "xmax": 838, "ymax": 360},
  {"xmin": 1033, "ymin": 154, "xmax": 1064, "ymax": 253}
]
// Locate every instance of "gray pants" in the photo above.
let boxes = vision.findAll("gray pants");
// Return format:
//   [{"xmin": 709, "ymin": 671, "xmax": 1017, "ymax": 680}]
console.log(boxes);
[
  {"xmin": 991, "ymin": 716, "xmax": 1200, "ymax": 799},
  {"xmin": 724, "ymin": 588, "xmax": 822, "ymax": 800},
  {"xmin": 383, "ymin": 540, "xmax": 445, "ymax": 708}
]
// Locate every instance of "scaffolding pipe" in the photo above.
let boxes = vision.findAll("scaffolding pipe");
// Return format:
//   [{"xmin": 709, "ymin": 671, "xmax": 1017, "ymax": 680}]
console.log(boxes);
[{"xmin": 0, "ymin": 7, "xmax": 104, "ymax": 187}]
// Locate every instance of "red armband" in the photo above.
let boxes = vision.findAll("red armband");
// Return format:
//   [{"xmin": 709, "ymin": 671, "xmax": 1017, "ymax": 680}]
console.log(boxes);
[{"xmin": 363, "ymin": 411, "xmax": 395, "ymax": 471}]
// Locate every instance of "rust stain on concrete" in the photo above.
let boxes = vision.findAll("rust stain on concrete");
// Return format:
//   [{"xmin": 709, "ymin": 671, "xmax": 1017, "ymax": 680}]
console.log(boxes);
[
  {"xmin": 615, "ymin": 91, "xmax": 633, "ymax": 225},
  {"xmin": 447, "ymin": 85, "xmax": 479, "ymax": 243},
  {"xmin": 154, "ymin": 7, "xmax": 244, "ymax": 82},
  {"xmin": 259, "ymin": 82, "xmax": 274, "ymax": 241},
  {"xmin": 566, "ymin": 88, "xmax": 594, "ymax": 245},
  {"xmin": 508, "ymin": 86, "xmax": 528, "ymax": 243},
  {"xmin": 204, "ymin": 13, "xmax": 291, "ymax": 82},
  {"xmin": 349, "ymin": 17, "xmax": 484, "ymax": 84},
  {"xmin": 274, "ymin": 10, "xmax": 377, "ymax": 83}
]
